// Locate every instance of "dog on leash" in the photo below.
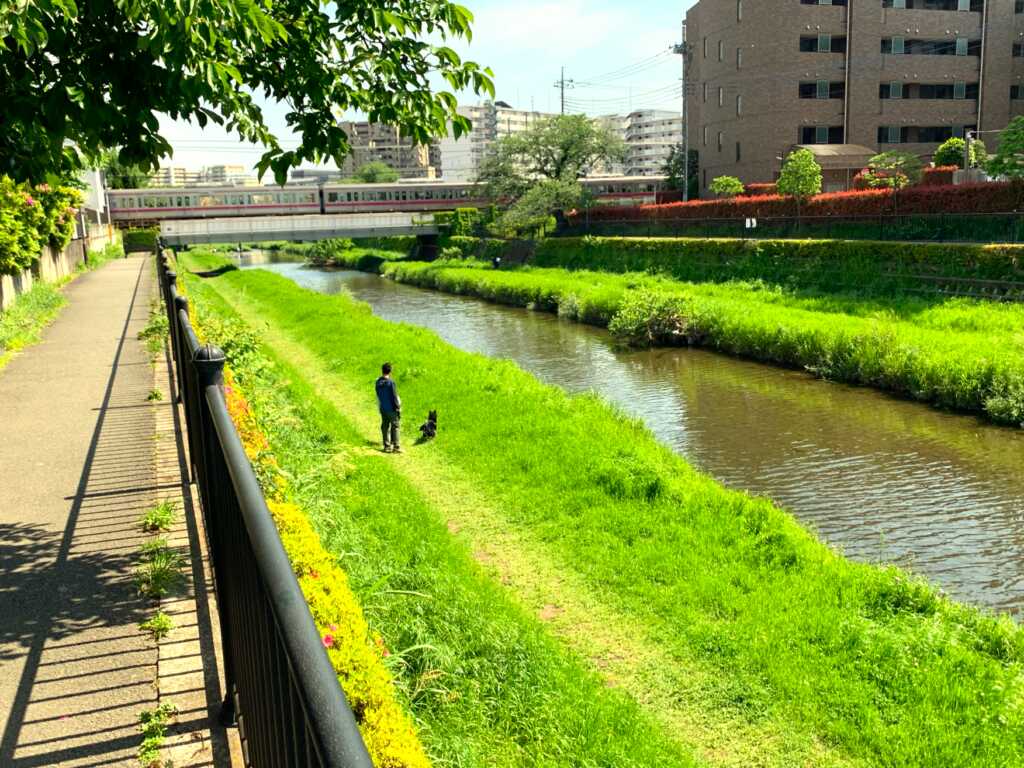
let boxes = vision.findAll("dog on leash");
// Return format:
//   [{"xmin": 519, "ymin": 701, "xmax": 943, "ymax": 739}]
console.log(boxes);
[{"xmin": 419, "ymin": 410, "xmax": 438, "ymax": 440}]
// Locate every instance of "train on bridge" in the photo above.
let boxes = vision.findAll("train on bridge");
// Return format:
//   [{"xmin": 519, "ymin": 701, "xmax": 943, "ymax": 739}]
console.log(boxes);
[{"xmin": 107, "ymin": 176, "xmax": 668, "ymax": 223}]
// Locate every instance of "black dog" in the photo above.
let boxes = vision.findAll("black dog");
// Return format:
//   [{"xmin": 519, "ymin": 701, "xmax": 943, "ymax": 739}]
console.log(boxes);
[{"xmin": 419, "ymin": 410, "xmax": 438, "ymax": 440}]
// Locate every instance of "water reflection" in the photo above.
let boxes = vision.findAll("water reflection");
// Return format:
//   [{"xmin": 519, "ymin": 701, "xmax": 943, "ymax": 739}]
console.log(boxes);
[{"xmin": 245, "ymin": 259, "xmax": 1024, "ymax": 615}]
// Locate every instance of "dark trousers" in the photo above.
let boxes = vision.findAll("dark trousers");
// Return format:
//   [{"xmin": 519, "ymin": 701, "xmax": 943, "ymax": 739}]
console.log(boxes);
[{"xmin": 380, "ymin": 410, "xmax": 400, "ymax": 449}]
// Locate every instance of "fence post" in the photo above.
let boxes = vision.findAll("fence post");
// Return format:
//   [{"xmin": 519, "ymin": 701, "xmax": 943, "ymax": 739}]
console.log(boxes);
[{"xmin": 192, "ymin": 344, "xmax": 238, "ymax": 727}]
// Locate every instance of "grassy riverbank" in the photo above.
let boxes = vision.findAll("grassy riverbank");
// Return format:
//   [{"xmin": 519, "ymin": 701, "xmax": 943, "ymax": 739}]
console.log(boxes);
[
  {"xmin": 379, "ymin": 259, "xmax": 1024, "ymax": 427},
  {"xmin": 181, "ymin": 249, "xmax": 1022, "ymax": 768}
]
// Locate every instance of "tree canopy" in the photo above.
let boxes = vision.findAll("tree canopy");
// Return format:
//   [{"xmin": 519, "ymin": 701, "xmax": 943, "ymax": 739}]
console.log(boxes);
[
  {"xmin": 863, "ymin": 150, "xmax": 923, "ymax": 190},
  {"xmin": 987, "ymin": 117, "xmax": 1024, "ymax": 180},
  {"xmin": 476, "ymin": 115, "xmax": 623, "ymax": 234},
  {"xmin": 709, "ymin": 176, "xmax": 744, "ymax": 198},
  {"xmin": 0, "ymin": 0, "xmax": 493, "ymax": 184},
  {"xmin": 477, "ymin": 115, "xmax": 624, "ymax": 196},
  {"xmin": 661, "ymin": 144, "xmax": 699, "ymax": 199},
  {"xmin": 776, "ymin": 149, "xmax": 822, "ymax": 200},
  {"xmin": 355, "ymin": 161, "xmax": 400, "ymax": 184},
  {"xmin": 100, "ymin": 149, "xmax": 150, "ymax": 190}
]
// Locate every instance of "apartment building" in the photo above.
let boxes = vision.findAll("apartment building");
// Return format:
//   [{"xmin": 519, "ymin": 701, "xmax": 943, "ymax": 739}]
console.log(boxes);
[
  {"xmin": 338, "ymin": 121, "xmax": 439, "ymax": 179},
  {"xmin": 202, "ymin": 164, "xmax": 257, "ymax": 185},
  {"xmin": 686, "ymin": 0, "xmax": 1021, "ymax": 193},
  {"xmin": 149, "ymin": 166, "xmax": 202, "ymax": 186},
  {"xmin": 623, "ymin": 110, "xmax": 684, "ymax": 176}
]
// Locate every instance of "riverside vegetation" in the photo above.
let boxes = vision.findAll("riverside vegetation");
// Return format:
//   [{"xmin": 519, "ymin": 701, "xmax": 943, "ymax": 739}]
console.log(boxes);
[
  {"xmin": 180, "ymin": 249, "xmax": 1022, "ymax": 768},
  {"xmin": 292, "ymin": 234, "xmax": 1024, "ymax": 427}
]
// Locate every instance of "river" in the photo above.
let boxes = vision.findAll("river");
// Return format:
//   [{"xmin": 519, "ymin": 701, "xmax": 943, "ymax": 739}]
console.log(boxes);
[{"xmin": 241, "ymin": 256, "xmax": 1024, "ymax": 616}]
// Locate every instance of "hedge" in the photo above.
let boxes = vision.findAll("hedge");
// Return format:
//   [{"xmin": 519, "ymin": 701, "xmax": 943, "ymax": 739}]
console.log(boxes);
[
  {"xmin": 571, "ymin": 182, "xmax": 1024, "ymax": 224},
  {"xmin": 123, "ymin": 228, "xmax": 159, "ymax": 252},
  {"xmin": 533, "ymin": 236, "xmax": 1024, "ymax": 294}
]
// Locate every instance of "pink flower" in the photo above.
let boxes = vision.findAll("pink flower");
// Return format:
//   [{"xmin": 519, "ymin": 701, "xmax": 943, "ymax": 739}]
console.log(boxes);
[
  {"xmin": 24, "ymin": 196, "xmax": 35, "ymax": 207},
  {"xmin": 322, "ymin": 634, "xmax": 334, "ymax": 648}
]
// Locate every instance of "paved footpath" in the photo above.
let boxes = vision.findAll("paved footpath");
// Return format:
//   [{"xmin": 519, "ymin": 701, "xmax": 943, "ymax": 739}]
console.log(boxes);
[{"xmin": 0, "ymin": 255, "xmax": 229, "ymax": 767}]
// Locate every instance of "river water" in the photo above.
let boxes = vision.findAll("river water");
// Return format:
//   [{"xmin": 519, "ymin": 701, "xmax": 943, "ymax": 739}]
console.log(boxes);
[{"xmin": 241, "ymin": 256, "xmax": 1024, "ymax": 616}]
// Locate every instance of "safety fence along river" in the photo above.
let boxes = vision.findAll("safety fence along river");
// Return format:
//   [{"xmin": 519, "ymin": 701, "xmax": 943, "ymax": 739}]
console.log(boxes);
[{"xmin": 156, "ymin": 247, "xmax": 373, "ymax": 768}]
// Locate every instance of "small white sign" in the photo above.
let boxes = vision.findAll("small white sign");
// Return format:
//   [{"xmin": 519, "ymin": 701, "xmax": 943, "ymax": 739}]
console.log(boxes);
[{"xmin": 745, "ymin": 217, "xmax": 758, "ymax": 229}]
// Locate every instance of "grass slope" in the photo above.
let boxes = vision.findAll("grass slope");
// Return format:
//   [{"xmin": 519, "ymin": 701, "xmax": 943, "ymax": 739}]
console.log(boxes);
[
  {"xmin": 182, "ymin": 251, "xmax": 1023, "ymax": 768},
  {"xmin": 380, "ymin": 260, "xmax": 1024, "ymax": 426}
]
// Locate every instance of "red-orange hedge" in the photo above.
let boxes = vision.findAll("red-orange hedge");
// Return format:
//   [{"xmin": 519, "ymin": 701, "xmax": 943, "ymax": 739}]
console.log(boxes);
[{"xmin": 578, "ymin": 182, "xmax": 1024, "ymax": 222}]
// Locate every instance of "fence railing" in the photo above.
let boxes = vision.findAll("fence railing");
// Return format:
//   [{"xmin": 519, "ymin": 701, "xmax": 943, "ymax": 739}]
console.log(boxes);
[
  {"xmin": 155, "ymin": 247, "xmax": 373, "ymax": 768},
  {"xmin": 561, "ymin": 211, "xmax": 1024, "ymax": 243}
]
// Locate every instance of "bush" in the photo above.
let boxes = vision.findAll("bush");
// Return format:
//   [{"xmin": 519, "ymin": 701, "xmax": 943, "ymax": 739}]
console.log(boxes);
[
  {"xmin": 709, "ymin": 176, "xmax": 745, "ymax": 198},
  {"xmin": 123, "ymin": 228, "xmax": 158, "ymax": 252},
  {"xmin": 306, "ymin": 238, "xmax": 354, "ymax": 266},
  {"xmin": 921, "ymin": 166, "xmax": 957, "ymax": 187},
  {"xmin": 0, "ymin": 176, "xmax": 78, "ymax": 274},
  {"xmin": 777, "ymin": 149, "xmax": 822, "ymax": 199}
]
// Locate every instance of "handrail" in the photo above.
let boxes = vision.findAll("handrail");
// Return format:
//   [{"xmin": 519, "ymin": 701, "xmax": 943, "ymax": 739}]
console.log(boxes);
[{"xmin": 155, "ymin": 245, "xmax": 373, "ymax": 768}]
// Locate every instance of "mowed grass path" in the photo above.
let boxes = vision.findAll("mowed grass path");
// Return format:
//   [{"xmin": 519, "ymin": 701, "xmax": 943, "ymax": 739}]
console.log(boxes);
[{"xmin": 183, "ymin": 254, "xmax": 1023, "ymax": 768}]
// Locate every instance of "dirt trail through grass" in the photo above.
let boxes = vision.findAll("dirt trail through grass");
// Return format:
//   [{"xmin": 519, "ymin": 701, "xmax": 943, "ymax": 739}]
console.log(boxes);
[{"xmin": 210, "ymin": 278, "xmax": 859, "ymax": 768}]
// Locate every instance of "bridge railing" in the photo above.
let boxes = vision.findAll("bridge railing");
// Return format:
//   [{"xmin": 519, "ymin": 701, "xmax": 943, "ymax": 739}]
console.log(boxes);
[{"xmin": 156, "ymin": 247, "xmax": 373, "ymax": 768}]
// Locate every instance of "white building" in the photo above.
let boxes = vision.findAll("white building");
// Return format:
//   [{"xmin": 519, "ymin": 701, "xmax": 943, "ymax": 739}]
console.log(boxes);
[
  {"xmin": 439, "ymin": 101, "xmax": 561, "ymax": 181},
  {"xmin": 149, "ymin": 167, "xmax": 203, "ymax": 186},
  {"xmin": 622, "ymin": 110, "xmax": 683, "ymax": 177}
]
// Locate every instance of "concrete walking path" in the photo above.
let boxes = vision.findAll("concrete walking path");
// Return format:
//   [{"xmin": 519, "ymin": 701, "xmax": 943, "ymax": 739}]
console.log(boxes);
[{"xmin": 0, "ymin": 256, "xmax": 229, "ymax": 767}]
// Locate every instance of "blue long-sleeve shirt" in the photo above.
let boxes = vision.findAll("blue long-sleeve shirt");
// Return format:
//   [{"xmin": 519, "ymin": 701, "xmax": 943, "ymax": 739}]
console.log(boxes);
[{"xmin": 375, "ymin": 376, "xmax": 401, "ymax": 413}]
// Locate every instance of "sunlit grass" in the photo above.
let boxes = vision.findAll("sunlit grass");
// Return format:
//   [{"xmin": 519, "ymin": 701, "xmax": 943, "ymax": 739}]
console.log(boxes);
[{"xmin": 180, "ymin": 250, "xmax": 1024, "ymax": 768}]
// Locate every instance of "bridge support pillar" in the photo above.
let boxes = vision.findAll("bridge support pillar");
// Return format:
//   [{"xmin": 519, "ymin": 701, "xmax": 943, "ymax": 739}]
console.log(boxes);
[{"xmin": 414, "ymin": 234, "xmax": 440, "ymax": 261}]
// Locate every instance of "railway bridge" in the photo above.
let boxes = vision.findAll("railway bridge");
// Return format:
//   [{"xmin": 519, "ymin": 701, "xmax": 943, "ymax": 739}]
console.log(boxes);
[{"xmin": 159, "ymin": 211, "xmax": 439, "ymax": 246}]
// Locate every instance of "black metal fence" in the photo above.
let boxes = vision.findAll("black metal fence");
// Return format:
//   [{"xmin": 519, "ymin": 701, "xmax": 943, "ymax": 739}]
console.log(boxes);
[
  {"xmin": 156, "ymin": 248, "xmax": 373, "ymax": 768},
  {"xmin": 561, "ymin": 212, "xmax": 1024, "ymax": 243}
]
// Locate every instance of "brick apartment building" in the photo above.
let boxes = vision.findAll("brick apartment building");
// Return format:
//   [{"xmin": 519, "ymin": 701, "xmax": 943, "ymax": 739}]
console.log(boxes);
[{"xmin": 686, "ymin": 0, "xmax": 1023, "ymax": 194}]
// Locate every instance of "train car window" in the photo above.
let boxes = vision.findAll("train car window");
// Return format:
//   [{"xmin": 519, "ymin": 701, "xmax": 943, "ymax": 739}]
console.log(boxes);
[
  {"xmin": 251, "ymin": 193, "xmax": 275, "ymax": 205},
  {"xmin": 328, "ymin": 192, "xmax": 338, "ymax": 203},
  {"xmin": 183, "ymin": 196, "xmax": 190, "ymax": 206},
  {"xmin": 175, "ymin": 197, "xmax": 182, "ymax": 207}
]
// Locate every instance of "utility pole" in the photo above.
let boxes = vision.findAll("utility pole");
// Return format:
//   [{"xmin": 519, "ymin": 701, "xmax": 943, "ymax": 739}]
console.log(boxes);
[
  {"xmin": 553, "ymin": 66, "xmax": 574, "ymax": 115},
  {"xmin": 674, "ymin": 21, "xmax": 690, "ymax": 201}
]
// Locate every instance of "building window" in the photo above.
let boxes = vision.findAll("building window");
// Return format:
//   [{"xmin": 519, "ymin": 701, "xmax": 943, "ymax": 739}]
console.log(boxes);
[
  {"xmin": 889, "ymin": 81, "xmax": 902, "ymax": 99},
  {"xmin": 718, "ymin": 40, "xmax": 724, "ymax": 62},
  {"xmin": 717, "ymin": 131, "xmax": 723, "ymax": 152},
  {"xmin": 801, "ymin": 125, "xmax": 844, "ymax": 144},
  {"xmin": 736, "ymin": 142, "xmax": 742, "ymax": 162},
  {"xmin": 800, "ymin": 81, "xmax": 845, "ymax": 99},
  {"xmin": 954, "ymin": 81, "xmax": 967, "ymax": 99},
  {"xmin": 736, "ymin": 95, "xmax": 743, "ymax": 115},
  {"xmin": 719, "ymin": 86, "xmax": 724, "ymax": 107},
  {"xmin": 800, "ymin": 35, "xmax": 847, "ymax": 53},
  {"xmin": 703, "ymin": 37, "xmax": 707, "ymax": 58},
  {"xmin": 801, "ymin": 0, "xmax": 848, "ymax": 5},
  {"xmin": 703, "ymin": 125, "xmax": 708, "ymax": 146},
  {"xmin": 1012, "ymin": 85, "xmax": 1024, "ymax": 99},
  {"xmin": 881, "ymin": 82, "xmax": 979, "ymax": 99},
  {"xmin": 1015, "ymin": 43, "xmax": 1024, "ymax": 58},
  {"xmin": 703, "ymin": 82, "xmax": 708, "ymax": 102},
  {"xmin": 882, "ymin": 37, "xmax": 980, "ymax": 56},
  {"xmin": 737, "ymin": 48, "xmax": 743, "ymax": 68},
  {"xmin": 883, "ymin": 0, "xmax": 982, "ymax": 8},
  {"xmin": 737, "ymin": 0, "xmax": 742, "ymax": 21}
]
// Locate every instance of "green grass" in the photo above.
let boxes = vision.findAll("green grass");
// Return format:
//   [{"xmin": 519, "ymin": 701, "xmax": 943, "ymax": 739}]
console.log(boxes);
[
  {"xmin": 134, "ymin": 547, "xmax": 184, "ymax": 599},
  {"xmin": 139, "ymin": 610, "xmax": 174, "ymax": 641},
  {"xmin": 379, "ymin": 259, "xmax": 1024, "ymax": 427},
  {"xmin": 140, "ymin": 500, "xmax": 176, "ymax": 532},
  {"xmin": 181, "ymin": 251, "xmax": 1024, "ymax": 768},
  {"xmin": 138, "ymin": 702, "xmax": 177, "ymax": 767},
  {"xmin": 0, "ymin": 243, "xmax": 126, "ymax": 371}
]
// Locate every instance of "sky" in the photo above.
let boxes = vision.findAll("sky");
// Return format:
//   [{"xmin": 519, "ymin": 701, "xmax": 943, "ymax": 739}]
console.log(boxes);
[{"xmin": 159, "ymin": 0, "xmax": 698, "ymax": 171}]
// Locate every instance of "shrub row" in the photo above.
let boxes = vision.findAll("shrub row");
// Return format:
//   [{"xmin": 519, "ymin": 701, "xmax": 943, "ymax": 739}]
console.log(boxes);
[
  {"xmin": 184, "ymin": 290, "xmax": 430, "ymax": 768},
  {"xmin": 533, "ymin": 236, "xmax": 1024, "ymax": 293},
  {"xmin": 572, "ymin": 181, "xmax": 1024, "ymax": 224},
  {"xmin": 0, "ymin": 177, "xmax": 81, "ymax": 275},
  {"xmin": 123, "ymin": 228, "xmax": 159, "ymax": 252}
]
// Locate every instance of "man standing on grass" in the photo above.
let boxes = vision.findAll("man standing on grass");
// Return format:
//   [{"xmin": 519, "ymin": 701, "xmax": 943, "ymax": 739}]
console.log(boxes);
[{"xmin": 376, "ymin": 362, "xmax": 402, "ymax": 454}]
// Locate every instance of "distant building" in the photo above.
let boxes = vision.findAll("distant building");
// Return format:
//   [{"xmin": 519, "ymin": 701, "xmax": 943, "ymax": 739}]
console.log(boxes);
[
  {"xmin": 686, "ymin": 0, "xmax": 1018, "ymax": 195},
  {"xmin": 338, "ymin": 121, "xmax": 438, "ymax": 179},
  {"xmin": 203, "ymin": 164, "xmax": 257, "ymax": 185},
  {"xmin": 623, "ymin": 110, "xmax": 683, "ymax": 176},
  {"xmin": 438, "ymin": 101, "xmax": 561, "ymax": 181},
  {"xmin": 149, "ymin": 167, "xmax": 202, "ymax": 186}
]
